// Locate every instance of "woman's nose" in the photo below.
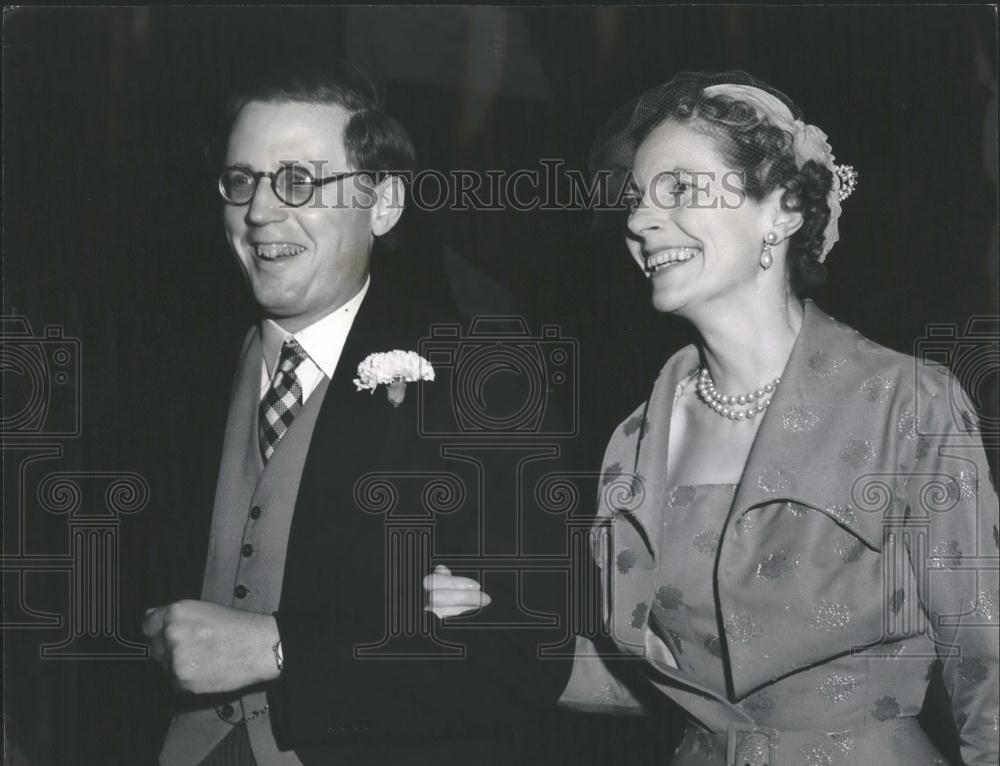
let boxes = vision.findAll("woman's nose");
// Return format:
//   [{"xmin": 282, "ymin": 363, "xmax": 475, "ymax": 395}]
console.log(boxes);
[{"xmin": 627, "ymin": 203, "xmax": 661, "ymax": 238}]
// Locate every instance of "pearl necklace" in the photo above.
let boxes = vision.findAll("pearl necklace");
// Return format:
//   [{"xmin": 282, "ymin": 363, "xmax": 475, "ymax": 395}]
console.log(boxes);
[{"xmin": 696, "ymin": 368, "xmax": 780, "ymax": 421}]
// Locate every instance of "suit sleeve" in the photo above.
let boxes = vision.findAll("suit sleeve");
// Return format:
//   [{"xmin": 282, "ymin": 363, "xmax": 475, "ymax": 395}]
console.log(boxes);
[
  {"xmin": 266, "ymin": 383, "xmax": 574, "ymax": 748},
  {"xmin": 910, "ymin": 370, "xmax": 999, "ymax": 766},
  {"xmin": 270, "ymin": 568, "xmax": 571, "ymax": 748}
]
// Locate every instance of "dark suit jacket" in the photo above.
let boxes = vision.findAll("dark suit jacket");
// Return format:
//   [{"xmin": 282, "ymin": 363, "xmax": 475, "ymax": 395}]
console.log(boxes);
[{"xmin": 174, "ymin": 266, "xmax": 573, "ymax": 765}]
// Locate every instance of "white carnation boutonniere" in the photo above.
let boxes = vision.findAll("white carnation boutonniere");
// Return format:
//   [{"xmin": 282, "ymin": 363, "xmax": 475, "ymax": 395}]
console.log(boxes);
[{"xmin": 353, "ymin": 350, "xmax": 435, "ymax": 407}]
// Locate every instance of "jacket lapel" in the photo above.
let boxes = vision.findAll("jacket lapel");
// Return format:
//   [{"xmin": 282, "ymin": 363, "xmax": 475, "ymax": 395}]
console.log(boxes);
[
  {"xmin": 602, "ymin": 344, "xmax": 738, "ymax": 704},
  {"xmin": 283, "ymin": 274, "xmax": 432, "ymax": 578},
  {"xmin": 718, "ymin": 301, "xmax": 903, "ymax": 698},
  {"xmin": 310, "ymin": 285, "xmax": 399, "ymax": 478},
  {"xmin": 607, "ymin": 301, "xmax": 900, "ymax": 705},
  {"xmin": 729, "ymin": 301, "xmax": 889, "ymax": 551}
]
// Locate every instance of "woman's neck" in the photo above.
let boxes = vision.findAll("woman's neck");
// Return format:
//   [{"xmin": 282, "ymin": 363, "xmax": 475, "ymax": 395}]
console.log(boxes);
[{"xmin": 692, "ymin": 297, "xmax": 805, "ymax": 395}]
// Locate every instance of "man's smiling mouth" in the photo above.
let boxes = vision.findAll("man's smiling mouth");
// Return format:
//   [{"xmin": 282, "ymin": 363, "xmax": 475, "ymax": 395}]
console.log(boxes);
[{"xmin": 252, "ymin": 243, "xmax": 307, "ymax": 260}]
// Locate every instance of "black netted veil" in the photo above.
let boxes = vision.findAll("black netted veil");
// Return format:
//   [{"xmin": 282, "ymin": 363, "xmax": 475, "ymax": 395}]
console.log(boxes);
[{"xmin": 589, "ymin": 70, "xmax": 802, "ymax": 228}]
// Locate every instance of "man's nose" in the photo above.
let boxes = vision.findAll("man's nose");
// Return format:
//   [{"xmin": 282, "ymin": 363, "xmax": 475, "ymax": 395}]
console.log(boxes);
[{"xmin": 245, "ymin": 178, "xmax": 287, "ymax": 226}]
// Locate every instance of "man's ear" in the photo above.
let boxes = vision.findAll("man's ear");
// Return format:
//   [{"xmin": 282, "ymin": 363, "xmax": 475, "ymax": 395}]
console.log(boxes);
[
  {"xmin": 764, "ymin": 187, "xmax": 804, "ymax": 242},
  {"xmin": 371, "ymin": 175, "xmax": 405, "ymax": 237}
]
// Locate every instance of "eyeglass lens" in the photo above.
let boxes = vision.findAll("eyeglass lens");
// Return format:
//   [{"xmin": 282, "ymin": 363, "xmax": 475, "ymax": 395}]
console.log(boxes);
[{"xmin": 219, "ymin": 165, "xmax": 316, "ymax": 206}]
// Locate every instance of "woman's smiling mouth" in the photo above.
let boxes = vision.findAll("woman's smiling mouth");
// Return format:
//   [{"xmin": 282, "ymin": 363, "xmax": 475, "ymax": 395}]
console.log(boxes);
[{"xmin": 645, "ymin": 246, "xmax": 701, "ymax": 275}]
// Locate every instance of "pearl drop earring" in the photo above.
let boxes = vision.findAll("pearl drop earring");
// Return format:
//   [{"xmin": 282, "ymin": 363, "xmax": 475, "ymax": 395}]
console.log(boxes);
[{"xmin": 760, "ymin": 232, "xmax": 777, "ymax": 270}]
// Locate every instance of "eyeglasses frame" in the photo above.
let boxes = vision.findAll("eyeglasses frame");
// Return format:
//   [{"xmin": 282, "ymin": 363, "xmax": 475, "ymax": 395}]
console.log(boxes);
[{"xmin": 218, "ymin": 163, "xmax": 380, "ymax": 207}]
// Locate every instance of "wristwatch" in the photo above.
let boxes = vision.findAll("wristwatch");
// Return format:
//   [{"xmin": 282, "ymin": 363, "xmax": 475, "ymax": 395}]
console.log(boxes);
[{"xmin": 272, "ymin": 639, "xmax": 284, "ymax": 674}]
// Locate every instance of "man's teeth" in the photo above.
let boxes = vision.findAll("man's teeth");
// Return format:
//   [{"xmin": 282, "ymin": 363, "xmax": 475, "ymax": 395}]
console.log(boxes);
[
  {"xmin": 254, "ymin": 243, "xmax": 306, "ymax": 259},
  {"xmin": 646, "ymin": 247, "xmax": 700, "ymax": 273}
]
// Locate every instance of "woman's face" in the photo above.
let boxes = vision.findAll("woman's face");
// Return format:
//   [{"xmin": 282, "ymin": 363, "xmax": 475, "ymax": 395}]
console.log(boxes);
[{"xmin": 626, "ymin": 119, "xmax": 775, "ymax": 318}]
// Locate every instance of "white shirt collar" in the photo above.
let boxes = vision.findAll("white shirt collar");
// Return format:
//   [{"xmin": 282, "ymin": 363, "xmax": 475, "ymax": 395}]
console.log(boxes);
[{"xmin": 261, "ymin": 275, "xmax": 371, "ymax": 379}]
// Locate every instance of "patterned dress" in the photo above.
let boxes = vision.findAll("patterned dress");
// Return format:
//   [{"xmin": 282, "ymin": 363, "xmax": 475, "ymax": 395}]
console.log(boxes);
[
  {"xmin": 649, "ymin": 483, "xmax": 970, "ymax": 765},
  {"xmin": 647, "ymin": 484, "xmax": 737, "ymax": 700},
  {"xmin": 561, "ymin": 301, "xmax": 999, "ymax": 766}
]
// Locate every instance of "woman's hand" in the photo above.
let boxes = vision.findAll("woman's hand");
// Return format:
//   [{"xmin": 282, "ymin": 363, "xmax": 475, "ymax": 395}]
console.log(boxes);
[{"xmin": 422, "ymin": 565, "xmax": 491, "ymax": 618}]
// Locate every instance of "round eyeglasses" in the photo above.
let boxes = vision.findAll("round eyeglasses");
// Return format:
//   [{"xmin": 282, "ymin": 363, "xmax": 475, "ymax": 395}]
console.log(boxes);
[{"xmin": 218, "ymin": 164, "xmax": 369, "ymax": 207}]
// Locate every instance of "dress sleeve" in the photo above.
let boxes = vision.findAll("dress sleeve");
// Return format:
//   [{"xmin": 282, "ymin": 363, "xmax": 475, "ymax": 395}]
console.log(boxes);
[
  {"xmin": 558, "ymin": 635, "xmax": 647, "ymax": 714},
  {"xmin": 557, "ymin": 447, "xmax": 648, "ymax": 716},
  {"xmin": 911, "ymin": 370, "xmax": 999, "ymax": 766}
]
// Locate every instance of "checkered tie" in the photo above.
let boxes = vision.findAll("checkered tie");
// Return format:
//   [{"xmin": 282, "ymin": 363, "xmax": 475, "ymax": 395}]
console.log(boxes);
[{"xmin": 259, "ymin": 338, "xmax": 307, "ymax": 462}]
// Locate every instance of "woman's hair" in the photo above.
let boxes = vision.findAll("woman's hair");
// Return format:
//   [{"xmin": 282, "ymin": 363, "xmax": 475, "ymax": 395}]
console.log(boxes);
[{"xmin": 593, "ymin": 71, "xmax": 835, "ymax": 295}]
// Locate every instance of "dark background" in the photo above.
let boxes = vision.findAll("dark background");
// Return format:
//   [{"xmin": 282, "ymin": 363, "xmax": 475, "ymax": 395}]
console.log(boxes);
[{"xmin": 3, "ymin": 6, "xmax": 997, "ymax": 765}]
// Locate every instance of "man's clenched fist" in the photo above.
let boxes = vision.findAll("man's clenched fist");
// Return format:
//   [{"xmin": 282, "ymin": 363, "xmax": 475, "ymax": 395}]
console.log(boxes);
[{"xmin": 142, "ymin": 600, "xmax": 281, "ymax": 694}]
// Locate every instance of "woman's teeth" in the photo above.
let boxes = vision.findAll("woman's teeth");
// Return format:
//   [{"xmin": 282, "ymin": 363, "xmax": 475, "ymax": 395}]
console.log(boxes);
[
  {"xmin": 646, "ymin": 247, "xmax": 700, "ymax": 274},
  {"xmin": 254, "ymin": 243, "xmax": 306, "ymax": 260}
]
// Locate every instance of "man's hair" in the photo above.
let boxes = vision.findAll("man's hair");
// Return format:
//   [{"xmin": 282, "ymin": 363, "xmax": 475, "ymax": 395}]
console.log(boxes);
[{"xmin": 223, "ymin": 62, "xmax": 416, "ymax": 177}]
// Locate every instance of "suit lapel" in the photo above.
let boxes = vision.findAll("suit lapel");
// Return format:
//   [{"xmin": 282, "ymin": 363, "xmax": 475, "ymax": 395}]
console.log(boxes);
[
  {"xmin": 308, "ymin": 277, "xmax": 410, "ymax": 487},
  {"xmin": 285, "ymin": 274, "xmax": 430, "ymax": 566}
]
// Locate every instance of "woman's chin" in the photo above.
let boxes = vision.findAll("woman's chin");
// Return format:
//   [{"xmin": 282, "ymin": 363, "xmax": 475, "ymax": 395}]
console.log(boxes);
[{"xmin": 650, "ymin": 283, "xmax": 687, "ymax": 315}]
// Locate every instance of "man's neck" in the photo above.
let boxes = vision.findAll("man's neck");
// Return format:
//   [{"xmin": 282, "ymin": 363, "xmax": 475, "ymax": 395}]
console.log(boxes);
[
  {"xmin": 260, "ymin": 276, "xmax": 372, "ymax": 380},
  {"xmin": 265, "ymin": 275, "xmax": 371, "ymax": 335}
]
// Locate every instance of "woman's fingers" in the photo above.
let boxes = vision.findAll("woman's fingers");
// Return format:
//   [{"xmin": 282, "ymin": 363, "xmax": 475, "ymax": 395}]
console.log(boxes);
[
  {"xmin": 424, "ymin": 589, "xmax": 491, "ymax": 618},
  {"xmin": 428, "ymin": 605, "xmax": 487, "ymax": 618},
  {"xmin": 422, "ymin": 572, "xmax": 481, "ymax": 592},
  {"xmin": 427, "ymin": 588, "xmax": 492, "ymax": 608},
  {"xmin": 422, "ymin": 566, "xmax": 491, "ymax": 617}
]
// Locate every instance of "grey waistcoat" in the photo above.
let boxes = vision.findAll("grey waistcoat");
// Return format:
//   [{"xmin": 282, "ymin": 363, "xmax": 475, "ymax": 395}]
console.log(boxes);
[{"xmin": 160, "ymin": 328, "xmax": 327, "ymax": 766}]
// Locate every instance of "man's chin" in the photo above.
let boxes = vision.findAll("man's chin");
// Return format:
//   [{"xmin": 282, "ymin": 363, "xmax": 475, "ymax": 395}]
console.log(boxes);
[{"xmin": 252, "ymin": 294, "xmax": 309, "ymax": 325}]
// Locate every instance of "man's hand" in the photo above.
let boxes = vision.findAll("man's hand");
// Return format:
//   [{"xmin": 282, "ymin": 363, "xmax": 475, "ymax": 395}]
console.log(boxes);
[
  {"xmin": 423, "ymin": 564, "xmax": 491, "ymax": 618},
  {"xmin": 142, "ymin": 600, "xmax": 280, "ymax": 694}
]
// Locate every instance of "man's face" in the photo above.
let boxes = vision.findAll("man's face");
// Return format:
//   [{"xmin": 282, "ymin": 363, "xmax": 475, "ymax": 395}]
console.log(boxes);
[{"xmin": 224, "ymin": 101, "xmax": 376, "ymax": 332}]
